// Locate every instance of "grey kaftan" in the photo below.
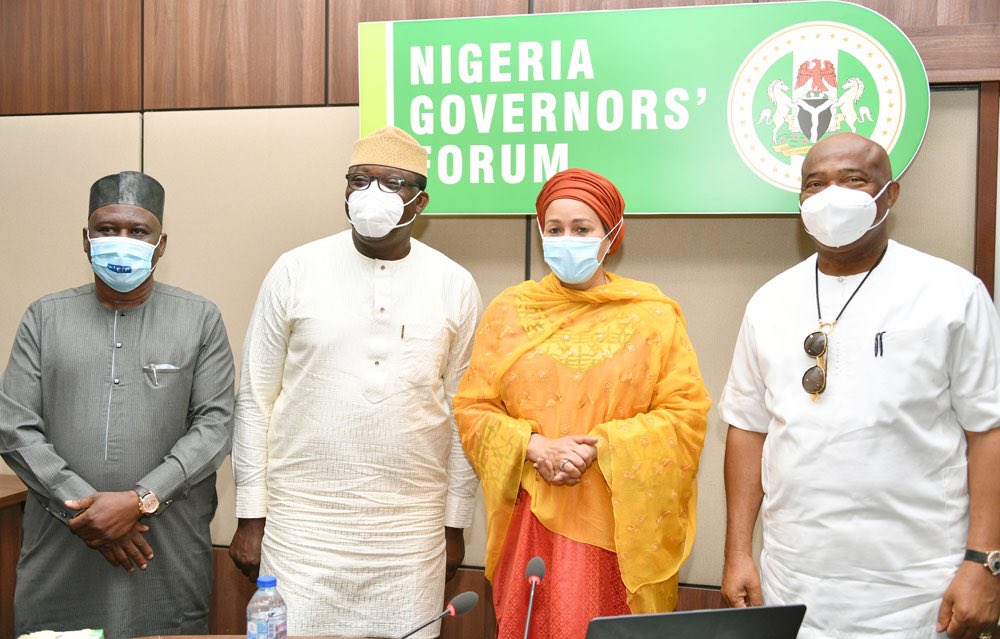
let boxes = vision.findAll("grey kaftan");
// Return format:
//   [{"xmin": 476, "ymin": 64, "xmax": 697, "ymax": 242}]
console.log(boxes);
[{"xmin": 0, "ymin": 282, "xmax": 234, "ymax": 638}]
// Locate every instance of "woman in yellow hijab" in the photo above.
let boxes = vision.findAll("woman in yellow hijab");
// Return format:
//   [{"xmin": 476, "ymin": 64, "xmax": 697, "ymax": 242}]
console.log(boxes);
[{"xmin": 455, "ymin": 168, "xmax": 711, "ymax": 639}]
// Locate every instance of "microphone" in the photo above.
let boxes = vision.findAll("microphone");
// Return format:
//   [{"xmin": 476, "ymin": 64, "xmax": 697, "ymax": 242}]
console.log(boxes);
[
  {"xmin": 397, "ymin": 591, "xmax": 479, "ymax": 639},
  {"xmin": 523, "ymin": 556, "xmax": 546, "ymax": 639}
]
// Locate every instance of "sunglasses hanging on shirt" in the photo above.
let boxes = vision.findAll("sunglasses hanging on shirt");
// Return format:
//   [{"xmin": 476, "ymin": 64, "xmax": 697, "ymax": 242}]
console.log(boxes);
[{"xmin": 802, "ymin": 245, "xmax": 887, "ymax": 400}]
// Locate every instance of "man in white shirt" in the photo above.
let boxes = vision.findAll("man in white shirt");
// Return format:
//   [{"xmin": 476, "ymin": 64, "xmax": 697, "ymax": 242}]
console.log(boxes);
[
  {"xmin": 719, "ymin": 133, "xmax": 1000, "ymax": 639},
  {"xmin": 229, "ymin": 127, "xmax": 482, "ymax": 638}
]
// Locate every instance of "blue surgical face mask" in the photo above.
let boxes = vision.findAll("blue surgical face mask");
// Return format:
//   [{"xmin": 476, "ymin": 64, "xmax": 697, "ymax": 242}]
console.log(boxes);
[
  {"xmin": 87, "ymin": 233, "xmax": 162, "ymax": 292},
  {"xmin": 540, "ymin": 218, "xmax": 622, "ymax": 285}
]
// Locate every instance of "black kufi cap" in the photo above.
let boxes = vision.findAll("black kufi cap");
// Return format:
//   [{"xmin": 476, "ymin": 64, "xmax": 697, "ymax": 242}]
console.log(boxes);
[{"xmin": 89, "ymin": 171, "xmax": 165, "ymax": 222}]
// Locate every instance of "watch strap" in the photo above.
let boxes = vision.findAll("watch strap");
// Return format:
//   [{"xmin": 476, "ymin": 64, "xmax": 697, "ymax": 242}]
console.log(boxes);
[{"xmin": 965, "ymin": 549, "xmax": 988, "ymax": 564}]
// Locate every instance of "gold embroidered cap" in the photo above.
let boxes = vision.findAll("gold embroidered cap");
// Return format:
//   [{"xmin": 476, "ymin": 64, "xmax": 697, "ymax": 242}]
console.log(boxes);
[{"xmin": 349, "ymin": 127, "xmax": 428, "ymax": 177}]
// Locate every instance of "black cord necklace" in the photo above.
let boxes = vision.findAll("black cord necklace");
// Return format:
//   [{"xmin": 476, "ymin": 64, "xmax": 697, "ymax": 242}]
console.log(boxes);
[{"xmin": 814, "ymin": 244, "xmax": 889, "ymax": 329}]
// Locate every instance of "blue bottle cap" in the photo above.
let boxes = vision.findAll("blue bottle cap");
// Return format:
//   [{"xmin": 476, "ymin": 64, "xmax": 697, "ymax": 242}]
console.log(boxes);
[{"xmin": 257, "ymin": 575, "xmax": 277, "ymax": 588}]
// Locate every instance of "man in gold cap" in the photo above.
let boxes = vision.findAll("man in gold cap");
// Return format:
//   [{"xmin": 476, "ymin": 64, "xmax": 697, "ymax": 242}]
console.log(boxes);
[
  {"xmin": 1, "ymin": 171, "xmax": 235, "ymax": 637},
  {"xmin": 230, "ymin": 127, "xmax": 483, "ymax": 638}
]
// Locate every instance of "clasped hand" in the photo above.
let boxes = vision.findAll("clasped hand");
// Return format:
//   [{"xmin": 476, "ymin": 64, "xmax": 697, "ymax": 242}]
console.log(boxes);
[
  {"xmin": 526, "ymin": 433, "xmax": 599, "ymax": 486},
  {"xmin": 66, "ymin": 491, "xmax": 153, "ymax": 572}
]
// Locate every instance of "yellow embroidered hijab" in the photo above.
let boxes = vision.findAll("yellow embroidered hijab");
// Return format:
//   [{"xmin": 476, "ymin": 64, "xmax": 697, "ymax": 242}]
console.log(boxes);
[{"xmin": 455, "ymin": 273, "xmax": 711, "ymax": 613}]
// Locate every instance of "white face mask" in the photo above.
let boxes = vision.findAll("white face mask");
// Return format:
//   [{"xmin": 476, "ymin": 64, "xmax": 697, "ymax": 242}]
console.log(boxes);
[
  {"xmin": 346, "ymin": 187, "xmax": 421, "ymax": 239},
  {"xmin": 800, "ymin": 181, "xmax": 892, "ymax": 248}
]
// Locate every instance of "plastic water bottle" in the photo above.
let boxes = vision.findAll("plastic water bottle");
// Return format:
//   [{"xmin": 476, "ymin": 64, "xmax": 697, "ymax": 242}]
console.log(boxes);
[{"xmin": 247, "ymin": 575, "xmax": 287, "ymax": 639}]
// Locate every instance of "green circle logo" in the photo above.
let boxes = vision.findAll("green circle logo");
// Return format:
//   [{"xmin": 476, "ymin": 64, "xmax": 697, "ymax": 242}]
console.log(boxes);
[{"xmin": 729, "ymin": 21, "xmax": 913, "ymax": 192}]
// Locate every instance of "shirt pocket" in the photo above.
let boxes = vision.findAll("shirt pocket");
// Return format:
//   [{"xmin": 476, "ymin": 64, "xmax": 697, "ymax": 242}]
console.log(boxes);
[
  {"xmin": 141, "ymin": 362, "xmax": 185, "ymax": 389},
  {"xmin": 397, "ymin": 322, "xmax": 448, "ymax": 386},
  {"xmin": 876, "ymin": 327, "xmax": 946, "ymax": 390}
]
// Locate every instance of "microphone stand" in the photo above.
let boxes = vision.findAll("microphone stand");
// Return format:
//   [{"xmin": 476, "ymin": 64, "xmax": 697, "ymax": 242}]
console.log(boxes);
[
  {"xmin": 399, "ymin": 610, "xmax": 449, "ymax": 639},
  {"xmin": 523, "ymin": 578, "xmax": 540, "ymax": 639}
]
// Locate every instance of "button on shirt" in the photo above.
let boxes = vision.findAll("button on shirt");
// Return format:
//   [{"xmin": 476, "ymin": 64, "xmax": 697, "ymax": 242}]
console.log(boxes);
[{"xmin": 718, "ymin": 241, "xmax": 1000, "ymax": 639}]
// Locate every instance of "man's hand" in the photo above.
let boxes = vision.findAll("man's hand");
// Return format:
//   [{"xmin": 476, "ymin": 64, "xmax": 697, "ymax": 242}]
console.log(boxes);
[
  {"xmin": 721, "ymin": 552, "xmax": 764, "ymax": 608},
  {"xmin": 66, "ymin": 491, "xmax": 142, "ymax": 547},
  {"xmin": 230, "ymin": 517, "xmax": 266, "ymax": 582},
  {"xmin": 445, "ymin": 527, "xmax": 465, "ymax": 583},
  {"xmin": 936, "ymin": 561, "xmax": 1000, "ymax": 639},
  {"xmin": 97, "ymin": 523, "xmax": 155, "ymax": 572},
  {"xmin": 527, "ymin": 434, "xmax": 599, "ymax": 486}
]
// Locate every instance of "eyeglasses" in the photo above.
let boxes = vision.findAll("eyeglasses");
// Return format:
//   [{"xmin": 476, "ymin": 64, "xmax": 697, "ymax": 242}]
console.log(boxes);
[
  {"xmin": 345, "ymin": 172, "xmax": 422, "ymax": 194},
  {"xmin": 802, "ymin": 323, "xmax": 833, "ymax": 399}
]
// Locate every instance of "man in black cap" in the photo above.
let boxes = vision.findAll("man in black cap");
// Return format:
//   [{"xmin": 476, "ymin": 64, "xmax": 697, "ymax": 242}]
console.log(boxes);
[{"xmin": 0, "ymin": 171, "xmax": 235, "ymax": 637}]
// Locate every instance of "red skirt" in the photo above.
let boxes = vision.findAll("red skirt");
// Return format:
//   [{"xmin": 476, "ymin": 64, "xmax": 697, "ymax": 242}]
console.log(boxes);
[{"xmin": 492, "ymin": 490, "xmax": 630, "ymax": 639}]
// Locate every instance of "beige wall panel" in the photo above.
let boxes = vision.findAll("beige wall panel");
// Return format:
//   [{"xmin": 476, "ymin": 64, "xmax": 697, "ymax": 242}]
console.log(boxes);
[
  {"xmin": 0, "ymin": 113, "xmax": 143, "ymax": 449},
  {"xmin": 890, "ymin": 88, "xmax": 978, "ymax": 270},
  {"xmin": 142, "ymin": 106, "xmax": 359, "ymax": 544}
]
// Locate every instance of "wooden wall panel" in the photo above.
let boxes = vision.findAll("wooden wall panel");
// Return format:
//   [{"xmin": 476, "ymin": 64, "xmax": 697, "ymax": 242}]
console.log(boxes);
[
  {"xmin": 974, "ymin": 82, "xmax": 999, "ymax": 297},
  {"xmin": 0, "ymin": 0, "xmax": 141, "ymax": 115},
  {"xmin": 758, "ymin": 0, "xmax": 1000, "ymax": 83},
  {"xmin": 208, "ymin": 547, "xmax": 257, "ymax": 634},
  {"xmin": 144, "ymin": 0, "xmax": 326, "ymax": 110},
  {"xmin": 442, "ymin": 568, "xmax": 496, "ymax": 639},
  {"xmin": 328, "ymin": 0, "xmax": 529, "ymax": 105},
  {"xmin": 907, "ymin": 24, "xmax": 1000, "ymax": 83},
  {"xmin": 535, "ymin": 0, "xmax": 999, "ymax": 82},
  {"xmin": 0, "ymin": 476, "xmax": 27, "ymax": 639},
  {"xmin": 534, "ymin": 0, "xmax": 749, "ymax": 11}
]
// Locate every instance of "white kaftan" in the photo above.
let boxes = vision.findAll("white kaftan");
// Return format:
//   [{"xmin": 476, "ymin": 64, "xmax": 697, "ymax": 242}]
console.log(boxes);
[
  {"xmin": 719, "ymin": 241, "xmax": 1000, "ymax": 639},
  {"xmin": 233, "ymin": 232, "xmax": 482, "ymax": 638}
]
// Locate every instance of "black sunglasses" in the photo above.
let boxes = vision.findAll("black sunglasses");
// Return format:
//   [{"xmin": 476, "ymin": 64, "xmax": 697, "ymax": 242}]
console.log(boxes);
[{"xmin": 802, "ymin": 326, "xmax": 832, "ymax": 399}]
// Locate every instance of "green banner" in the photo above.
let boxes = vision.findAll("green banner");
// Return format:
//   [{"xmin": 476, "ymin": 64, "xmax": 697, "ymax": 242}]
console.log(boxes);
[{"xmin": 359, "ymin": 1, "xmax": 928, "ymax": 215}]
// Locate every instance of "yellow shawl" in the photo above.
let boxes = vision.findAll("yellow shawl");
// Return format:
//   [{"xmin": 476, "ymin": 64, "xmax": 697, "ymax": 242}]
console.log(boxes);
[{"xmin": 455, "ymin": 273, "xmax": 711, "ymax": 613}]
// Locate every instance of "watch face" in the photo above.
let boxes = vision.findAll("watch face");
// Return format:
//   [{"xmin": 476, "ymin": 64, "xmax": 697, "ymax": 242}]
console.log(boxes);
[
  {"xmin": 987, "ymin": 551, "xmax": 1000, "ymax": 576},
  {"xmin": 140, "ymin": 492, "xmax": 160, "ymax": 513}
]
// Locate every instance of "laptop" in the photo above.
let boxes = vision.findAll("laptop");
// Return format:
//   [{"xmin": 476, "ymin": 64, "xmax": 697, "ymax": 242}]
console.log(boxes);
[{"xmin": 585, "ymin": 604, "xmax": 807, "ymax": 639}]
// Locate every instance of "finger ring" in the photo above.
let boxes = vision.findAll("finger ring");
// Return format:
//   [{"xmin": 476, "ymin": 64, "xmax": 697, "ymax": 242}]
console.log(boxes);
[
  {"xmin": 979, "ymin": 633, "xmax": 993, "ymax": 639},
  {"xmin": 559, "ymin": 459, "xmax": 570, "ymax": 472}
]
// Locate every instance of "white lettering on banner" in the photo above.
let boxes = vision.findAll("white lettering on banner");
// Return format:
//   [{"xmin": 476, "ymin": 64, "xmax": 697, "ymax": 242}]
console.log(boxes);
[
  {"xmin": 471, "ymin": 94, "xmax": 498, "ymax": 133},
  {"xmin": 409, "ymin": 89, "xmax": 706, "ymax": 135},
  {"xmin": 632, "ymin": 89, "xmax": 657, "ymax": 130},
  {"xmin": 411, "ymin": 95, "xmax": 434, "ymax": 135},
  {"xmin": 410, "ymin": 40, "xmax": 594, "ymax": 85},
  {"xmin": 596, "ymin": 90, "xmax": 624, "ymax": 131},
  {"xmin": 438, "ymin": 146, "xmax": 463, "ymax": 184},
  {"xmin": 501, "ymin": 144, "xmax": 526, "ymax": 183},
  {"xmin": 427, "ymin": 144, "xmax": 569, "ymax": 185},
  {"xmin": 470, "ymin": 145, "xmax": 495, "ymax": 184},
  {"xmin": 565, "ymin": 92, "xmax": 589, "ymax": 131},
  {"xmin": 664, "ymin": 88, "xmax": 690, "ymax": 129},
  {"xmin": 531, "ymin": 93, "xmax": 557, "ymax": 132},
  {"xmin": 534, "ymin": 144, "xmax": 568, "ymax": 182},
  {"xmin": 411, "ymin": 46, "xmax": 433, "ymax": 85},
  {"xmin": 459, "ymin": 44, "xmax": 483, "ymax": 83},
  {"xmin": 441, "ymin": 45, "xmax": 452, "ymax": 84},
  {"xmin": 490, "ymin": 42, "xmax": 513, "ymax": 82},
  {"xmin": 502, "ymin": 93, "xmax": 525, "ymax": 133},
  {"xmin": 441, "ymin": 95, "xmax": 465, "ymax": 134},
  {"xmin": 520, "ymin": 41, "xmax": 544, "ymax": 81},
  {"xmin": 567, "ymin": 39, "xmax": 595, "ymax": 80}
]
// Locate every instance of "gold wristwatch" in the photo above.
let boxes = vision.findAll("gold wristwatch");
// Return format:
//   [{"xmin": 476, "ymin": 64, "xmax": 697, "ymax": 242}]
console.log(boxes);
[
  {"xmin": 133, "ymin": 486, "xmax": 160, "ymax": 515},
  {"xmin": 964, "ymin": 549, "xmax": 1000, "ymax": 576}
]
